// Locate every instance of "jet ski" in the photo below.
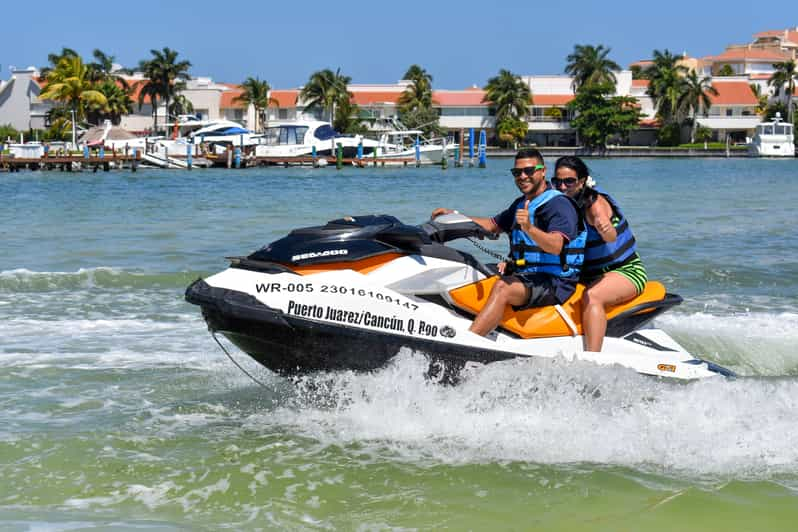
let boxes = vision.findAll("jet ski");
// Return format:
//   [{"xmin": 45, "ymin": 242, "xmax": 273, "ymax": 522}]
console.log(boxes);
[{"xmin": 185, "ymin": 213, "xmax": 734, "ymax": 380}]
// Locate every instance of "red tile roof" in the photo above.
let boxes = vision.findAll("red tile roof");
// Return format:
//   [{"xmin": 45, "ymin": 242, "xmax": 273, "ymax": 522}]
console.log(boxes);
[
  {"xmin": 631, "ymin": 79, "xmax": 650, "ymax": 88},
  {"xmin": 532, "ymin": 94, "xmax": 574, "ymax": 106},
  {"xmin": 754, "ymin": 29, "xmax": 798, "ymax": 44},
  {"xmin": 350, "ymin": 91, "xmax": 403, "ymax": 105},
  {"xmin": 707, "ymin": 81, "xmax": 757, "ymax": 105},
  {"xmin": 127, "ymin": 79, "xmax": 153, "ymax": 105},
  {"xmin": 709, "ymin": 48, "xmax": 791, "ymax": 62},
  {"xmin": 432, "ymin": 90, "xmax": 488, "ymax": 106},
  {"xmin": 220, "ymin": 89, "xmax": 245, "ymax": 109},
  {"xmin": 270, "ymin": 89, "xmax": 299, "ymax": 107}
]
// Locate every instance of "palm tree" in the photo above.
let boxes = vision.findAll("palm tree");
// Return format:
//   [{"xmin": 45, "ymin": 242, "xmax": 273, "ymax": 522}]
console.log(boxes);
[
  {"xmin": 399, "ymin": 65, "xmax": 433, "ymax": 114},
  {"xmin": 234, "ymin": 77, "xmax": 278, "ymax": 132},
  {"xmin": 483, "ymin": 69, "xmax": 531, "ymax": 147},
  {"xmin": 138, "ymin": 47, "xmax": 192, "ymax": 133},
  {"xmin": 769, "ymin": 60, "xmax": 797, "ymax": 123},
  {"xmin": 299, "ymin": 68, "xmax": 351, "ymax": 123},
  {"xmin": 399, "ymin": 65, "xmax": 433, "ymax": 110},
  {"xmin": 40, "ymin": 47, "xmax": 79, "ymax": 78},
  {"xmin": 750, "ymin": 83, "xmax": 769, "ymax": 116},
  {"xmin": 86, "ymin": 79, "xmax": 134, "ymax": 125},
  {"xmin": 87, "ymin": 49, "xmax": 130, "ymax": 87},
  {"xmin": 402, "ymin": 64, "xmax": 432, "ymax": 86},
  {"xmin": 168, "ymin": 94, "xmax": 194, "ymax": 119},
  {"xmin": 646, "ymin": 49, "xmax": 688, "ymax": 124},
  {"xmin": 39, "ymin": 55, "xmax": 107, "ymax": 124},
  {"xmin": 565, "ymin": 44, "xmax": 621, "ymax": 91},
  {"xmin": 483, "ymin": 69, "xmax": 531, "ymax": 123},
  {"xmin": 678, "ymin": 71, "xmax": 719, "ymax": 143}
]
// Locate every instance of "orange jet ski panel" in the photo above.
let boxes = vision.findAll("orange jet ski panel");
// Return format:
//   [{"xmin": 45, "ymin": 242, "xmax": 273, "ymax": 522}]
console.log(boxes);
[{"xmin": 448, "ymin": 278, "xmax": 667, "ymax": 338}]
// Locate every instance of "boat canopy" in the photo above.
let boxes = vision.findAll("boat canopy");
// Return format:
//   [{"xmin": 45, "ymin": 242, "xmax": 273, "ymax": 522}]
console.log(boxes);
[{"xmin": 313, "ymin": 124, "xmax": 338, "ymax": 140}]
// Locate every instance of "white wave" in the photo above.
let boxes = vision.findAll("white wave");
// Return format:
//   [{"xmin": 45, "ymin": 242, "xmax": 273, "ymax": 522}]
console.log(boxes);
[
  {"xmin": 656, "ymin": 311, "xmax": 798, "ymax": 375},
  {"xmin": 248, "ymin": 350, "xmax": 798, "ymax": 480}
]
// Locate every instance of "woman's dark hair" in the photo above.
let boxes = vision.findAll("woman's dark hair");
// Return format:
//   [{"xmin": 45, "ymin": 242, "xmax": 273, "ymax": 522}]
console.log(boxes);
[{"xmin": 554, "ymin": 156, "xmax": 590, "ymax": 180}]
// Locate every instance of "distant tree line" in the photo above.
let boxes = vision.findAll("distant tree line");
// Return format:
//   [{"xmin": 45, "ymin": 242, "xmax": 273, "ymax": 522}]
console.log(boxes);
[{"xmin": 28, "ymin": 43, "xmax": 798, "ymax": 146}]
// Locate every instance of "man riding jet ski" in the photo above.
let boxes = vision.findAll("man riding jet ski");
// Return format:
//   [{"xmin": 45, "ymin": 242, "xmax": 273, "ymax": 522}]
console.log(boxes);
[{"xmin": 186, "ymin": 212, "xmax": 734, "ymax": 381}]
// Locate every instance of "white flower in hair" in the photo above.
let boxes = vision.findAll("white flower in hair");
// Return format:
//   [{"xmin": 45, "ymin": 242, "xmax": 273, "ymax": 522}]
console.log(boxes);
[{"xmin": 586, "ymin": 176, "xmax": 596, "ymax": 188}]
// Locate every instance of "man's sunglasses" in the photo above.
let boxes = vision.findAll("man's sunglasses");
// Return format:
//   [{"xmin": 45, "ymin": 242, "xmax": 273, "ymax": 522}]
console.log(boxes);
[
  {"xmin": 551, "ymin": 177, "xmax": 579, "ymax": 187},
  {"xmin": 510, "ymin": 164, "xmax": 545, "ymax": 178}
]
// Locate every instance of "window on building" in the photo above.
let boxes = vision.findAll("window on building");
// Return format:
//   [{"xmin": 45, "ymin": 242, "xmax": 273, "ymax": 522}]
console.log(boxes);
[
  {"xmin": 725, "ymin": 109, "xmax": 733, "ymax": 116},
  {"xmin": 278, "ymin": 109, "xmax": 289, "ymax": 120}
]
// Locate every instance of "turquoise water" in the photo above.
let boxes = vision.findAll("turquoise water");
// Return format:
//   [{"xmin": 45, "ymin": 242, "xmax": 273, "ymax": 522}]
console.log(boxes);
[{"xmin": 2, "ymin": 159, "xmax": 798, "ymax": 530}]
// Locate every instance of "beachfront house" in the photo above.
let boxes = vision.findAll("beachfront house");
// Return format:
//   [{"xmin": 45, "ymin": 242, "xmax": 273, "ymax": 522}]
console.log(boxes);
[
  {"xmin": 0, "ymin": 67, "xmax": 50, "ymax": 132},
  {"xmin": 697, "ymin": 79, "xmax": 761, "ymax": 143}
]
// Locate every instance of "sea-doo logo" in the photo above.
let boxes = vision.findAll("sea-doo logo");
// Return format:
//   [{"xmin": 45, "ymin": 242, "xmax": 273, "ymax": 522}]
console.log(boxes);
[
  {"xmin": 440, "ymin": 326, "xmax": 456, "ymax": 338},
  {"xmin": 291, "ymin": 249, "xmax": 349, "ymax": 262},
  {"xmin": 657, "ymin": 363, "xmax": 676, "ymax": 373}
]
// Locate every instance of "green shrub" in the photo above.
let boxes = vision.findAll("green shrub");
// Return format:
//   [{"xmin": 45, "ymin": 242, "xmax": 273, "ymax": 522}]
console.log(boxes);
[{"xmin": 657, "ymin": 123, "xmax": 681, "ymax": 146}]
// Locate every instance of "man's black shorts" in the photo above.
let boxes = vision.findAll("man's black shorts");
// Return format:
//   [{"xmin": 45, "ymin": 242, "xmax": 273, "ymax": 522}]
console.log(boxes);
[{"xmin": 511, "ymin": 273, "xmax": 560, "ymax": 310}]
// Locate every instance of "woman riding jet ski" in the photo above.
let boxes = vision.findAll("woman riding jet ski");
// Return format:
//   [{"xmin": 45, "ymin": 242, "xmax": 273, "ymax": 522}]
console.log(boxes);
[{"xmin": 185, "ymin": 212, "xmax": 734, "ymax": 381}]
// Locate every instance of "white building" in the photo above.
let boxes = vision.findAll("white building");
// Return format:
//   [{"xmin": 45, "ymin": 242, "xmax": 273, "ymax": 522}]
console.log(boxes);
[{"xmin": 0, "ymin": 66, "xmax": 50, "ymax": 131}]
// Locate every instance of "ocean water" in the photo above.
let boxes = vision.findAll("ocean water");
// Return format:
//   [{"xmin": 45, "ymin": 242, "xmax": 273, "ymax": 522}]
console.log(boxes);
[{"xmin": 2, "ymin": 158, "xmax": 798, "ymax": 531}]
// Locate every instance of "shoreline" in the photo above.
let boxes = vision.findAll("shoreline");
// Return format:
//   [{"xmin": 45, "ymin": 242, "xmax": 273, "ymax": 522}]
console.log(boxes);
[{"xmin": 487, "ymin": 147, "xmax": 759, "ymax": 158}]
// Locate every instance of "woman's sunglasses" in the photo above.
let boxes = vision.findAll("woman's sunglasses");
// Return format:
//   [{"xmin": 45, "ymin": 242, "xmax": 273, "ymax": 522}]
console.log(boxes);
[
  {"xmin": 551, "ymin": 177, "xmax": 579, "ymax": 187},
  {"xmin": 510, "ymin": 164, "xmax": 544, "ymax": 178}
]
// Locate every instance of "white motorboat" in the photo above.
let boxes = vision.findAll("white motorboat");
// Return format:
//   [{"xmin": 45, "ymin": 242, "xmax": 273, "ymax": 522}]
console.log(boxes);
[
  {"xmin": 254, "ymin": 120, "xmax": 379, "ymax": 160},
  {"xmin": 749, "ymin": 113, "xmax": 796, "ymax": 157},
  {"xmin": 376, "ymin": 129, "xmax": 453, "ymax": 165}
]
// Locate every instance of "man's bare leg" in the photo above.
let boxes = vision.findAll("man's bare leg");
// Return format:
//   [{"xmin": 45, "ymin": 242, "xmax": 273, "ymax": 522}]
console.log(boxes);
[{"xmin": 469, "ymin": 277, "xmax": 529, "ymax": 336}]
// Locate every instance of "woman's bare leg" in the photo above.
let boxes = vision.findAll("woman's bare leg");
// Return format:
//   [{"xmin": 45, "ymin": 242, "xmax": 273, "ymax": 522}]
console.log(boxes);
[{"xmin": 582, "ymin": 272, "xmax": 638, "ymax": 352}]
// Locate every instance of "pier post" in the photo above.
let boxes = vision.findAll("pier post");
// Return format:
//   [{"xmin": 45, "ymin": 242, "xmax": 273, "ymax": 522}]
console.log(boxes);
[
  {"xmin": 357, "ymin": 139, "xmax": 363, "ymax": 167},
  {"xmin": 234, "ymin": 146, "xmax": 241, "ymax": 168},
  {"xmin": 187, "ymin": 142, "xmax": 193, "ymax": 171},
  {"xmin": 227, "ymin": 147, "xmax": 233, "ymax": 169},
  {"xmin": 415, "ymin": 136, "xmax": 421, "ymax": 167},
  {"xmin": 132, "ymin": 148, "xmax": 138, "ymax": 172},
  {"xmin": 336, "ymin": 143, "xmax": 343, "ymax": 170},
  {"xmin": 478, "ymin": 130, "xmax": 487, "ymax": 168},
  {"xmin": 468, "ymin": 128, "xmax": 475, "ymax": 167},
  {"xmin": 312, "ymin": 145, "xmax": 317, "ymax": 167},
  {"xmin": 458, "ymin": 129, "xmax": 464, "ymax": 167}
]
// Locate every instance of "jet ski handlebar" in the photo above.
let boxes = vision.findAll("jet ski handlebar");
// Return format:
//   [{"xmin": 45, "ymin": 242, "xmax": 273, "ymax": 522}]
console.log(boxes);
[{"xmin": 419, "ymin": 212, "xmax": 499, "ymax": 243}]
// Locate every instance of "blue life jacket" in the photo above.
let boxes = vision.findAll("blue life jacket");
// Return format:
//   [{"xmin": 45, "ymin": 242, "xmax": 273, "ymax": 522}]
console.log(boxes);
[
  {"xmin": 582, "ymin": 187, "xmax": 637, "ymax": 275},
  {"xmin": 509, "ymin": 189, "xmax": 586, "ymax": 278}
]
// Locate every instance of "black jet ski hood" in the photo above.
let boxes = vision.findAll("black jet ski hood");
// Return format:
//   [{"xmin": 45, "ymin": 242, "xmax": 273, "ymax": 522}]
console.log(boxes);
[{"xmin": 248, "ymin": 214, "xmax": 433, "ymax": 266}]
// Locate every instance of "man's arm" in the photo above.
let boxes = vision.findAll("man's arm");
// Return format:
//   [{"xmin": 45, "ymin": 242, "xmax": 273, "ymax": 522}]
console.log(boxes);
[
  {"xmin": 515, "ymin": 199, "xmax": 567, "ymax": 255},
  {"xmin": 516, "ymin": 220, "xmax": 566, "ymax": 254}
]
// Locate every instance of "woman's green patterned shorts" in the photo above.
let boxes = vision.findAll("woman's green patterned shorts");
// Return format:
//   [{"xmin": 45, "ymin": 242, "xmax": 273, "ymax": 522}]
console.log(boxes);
[
  {"xmin": 584, "ymin": 254, "xmax": 647, "ymax": 294},
  {"xmin": 611, "ymin": 255, "xmax": 647, "ymax": 294}
]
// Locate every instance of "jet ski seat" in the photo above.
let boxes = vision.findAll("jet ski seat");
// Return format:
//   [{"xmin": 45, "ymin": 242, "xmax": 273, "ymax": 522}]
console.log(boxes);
[{"xmin": 448, "ymin": 279, "xmax": 667, "ymax": 339}]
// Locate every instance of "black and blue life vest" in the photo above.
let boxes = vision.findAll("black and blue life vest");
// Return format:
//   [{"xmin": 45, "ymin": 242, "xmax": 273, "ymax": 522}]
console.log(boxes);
[
  {"xmin": 582, "ymin": 187, "xmax": 637, "ymax": 275},
  {"xmin": 509, "ymin": 189, "xmax": 586, "ymax": 278}
]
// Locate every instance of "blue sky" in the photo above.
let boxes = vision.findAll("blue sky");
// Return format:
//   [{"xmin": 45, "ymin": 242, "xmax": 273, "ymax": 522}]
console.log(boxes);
[{"xmin": 2, "ymin": 0, "xmax": 795, "ymax": 88}]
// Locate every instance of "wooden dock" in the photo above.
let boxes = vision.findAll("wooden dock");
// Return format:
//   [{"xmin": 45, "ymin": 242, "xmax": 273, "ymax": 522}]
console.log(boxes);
[
  {"xmin": 1, "ymin": 152, "xmax": 428, "ymax": 171},
  {"xmin": 252, "ymin": 156, "xmax": 419, "ymax": 167},
  {"xmin": 1, "ymin": 153, "xmax": 143, "ymax": 172}
]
